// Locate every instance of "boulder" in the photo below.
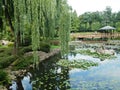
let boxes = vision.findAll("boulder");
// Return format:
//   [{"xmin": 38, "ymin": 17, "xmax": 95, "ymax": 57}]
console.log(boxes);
[{"xmin": 96, "ymin": 47, "xmax": 115, "ymax": 55}]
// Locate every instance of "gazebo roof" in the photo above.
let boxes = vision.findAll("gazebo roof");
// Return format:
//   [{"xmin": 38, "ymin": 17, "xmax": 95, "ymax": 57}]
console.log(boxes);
[{"xmin": 99, "ymin": 25, "xmax": 116, "ymax": 31}]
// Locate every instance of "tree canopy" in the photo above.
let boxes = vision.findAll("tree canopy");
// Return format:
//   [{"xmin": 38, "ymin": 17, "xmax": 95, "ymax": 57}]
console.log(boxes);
[
  {"xmin": 70, "ymin": 6, "xmax": 120, "ymax": 32},
  {"xmin": 0, "ymin": 0, "xmax": 71, "ymax": 65}
]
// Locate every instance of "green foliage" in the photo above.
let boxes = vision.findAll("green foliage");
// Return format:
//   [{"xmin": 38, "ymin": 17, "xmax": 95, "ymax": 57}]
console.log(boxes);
[
  {"xmin": 75, "ymin": 49, "xmax": 116, "ymax": 60},
  {"xmin": 0, "ymin": 46, "xmax": 17, "ymax": 69},
  {"xmin": 0, "ymin": 70, "xmax": 9, "ymax": 85},
  {"xmin": 91, "ymin": 22, "xmax": 101, "ymax": 31},
  {"xmin": 19, "ymin": 45, "xmax": 32, "ymax": 55},
  {"xmin": 13, "ymin": 56, "xmax": 34, "ymax": 69},
  {"xmin": 73, "ymin": 6, "xmax": 120, "ymax": 32},
  {"xmin": 59, "ymin": 0, "xmax": 71, "ymax": 56},
  {"xmin": 71, "ymin": 10, "xmax": 79, "ymax": 32},
  {"xmin": 19, "ymin": 42, "xmax": 50, "ymax": 54},
  {"xmin": 21, "ymin": 36, "xmax": 31, "ymax": 46},
  {"xmin": 0, "ymin": 46, "xmax": 12, "ymax": 56},
  {"xmin": 1, "ymin": 0, "xmax": 71, "ymax": 65},
  {"xmin": 39, "ymin": 42, "xmax": 50, "ymax": 53},
  {"xmin": 50, "ymin": 39, "xmax": 60, "ymax": 46},
  {"xmin": 0, "ymin": 55, "xmax": 17, "ymax": 69},
  {"xmin": 7, "ymin": 42, "xmax": 14, "ymax": 47},
  {"xmin": 116, "ymin": 22, "xmax": 120, "ymax": 32},
  {"xmin": 51, "ymin": 45, "xmax": 60, "ymax": 50},
  {"xmin": 57, "ymin": 59, "xmax": 98, "ymax": 69}
]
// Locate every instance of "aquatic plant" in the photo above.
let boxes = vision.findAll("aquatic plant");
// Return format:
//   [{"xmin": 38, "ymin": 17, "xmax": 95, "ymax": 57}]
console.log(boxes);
[
  {"xmin": 74, "ymin": 49, "xmax": 116, "ymax": 60},
  {"xmin": 71, "ymin": 80, "xmax": 120, "ymax": 90},
  {"xmin": 57, "ymin": 59, "xmax": 98, "ymax": 69}
]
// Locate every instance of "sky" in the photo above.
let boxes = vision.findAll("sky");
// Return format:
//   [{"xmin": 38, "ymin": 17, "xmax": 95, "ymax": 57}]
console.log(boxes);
[{"xmin": 67, "ymin": 0, "xmax": 120, "ymax": 15}]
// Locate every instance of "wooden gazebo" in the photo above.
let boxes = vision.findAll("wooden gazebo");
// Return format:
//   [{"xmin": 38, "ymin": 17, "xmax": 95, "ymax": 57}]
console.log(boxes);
[{"xmin": 98, "ymin": 25, "xmax": 116, "ymax": 39}]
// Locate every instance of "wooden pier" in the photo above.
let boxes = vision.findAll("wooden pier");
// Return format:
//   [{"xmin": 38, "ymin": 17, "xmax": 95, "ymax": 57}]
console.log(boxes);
[{"xmin": 70, "ymin": 32, "xmax": 120, "ymax": 40}]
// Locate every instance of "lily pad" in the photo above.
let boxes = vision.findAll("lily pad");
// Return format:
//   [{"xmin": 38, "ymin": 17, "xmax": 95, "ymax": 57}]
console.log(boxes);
[{"xmin": 57, "ymin": 59, "xmax": 98, "ymax": 69}]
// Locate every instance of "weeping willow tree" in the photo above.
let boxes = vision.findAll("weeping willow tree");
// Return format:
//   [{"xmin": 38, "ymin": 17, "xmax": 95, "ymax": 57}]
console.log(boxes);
[
  {"xmin": 56, "ymin": 0, "xmax": 71, "ymax": 56},
  {"xmin": 12, "ymin": 0, "xmax": 71, "ymax": 66},
  {"xmin": 13, "ymin": 0, "xmax": 40, "ymax": 65},
  {"xmin": 13, "ymin": 0, "xmax": 22, "ymax": 54},
  {"xmin": 0, "ymin": 1, "xmax": 3, "ymax": 31},
  {"xmin": 40, "ymin": 0, "xmax": 56, "ymax": 42},
  {"xmin": 31, "ymin": 0, "xmax": 40, "ymax": 65},
  {"xmin": 1, "ymin": 0, "xmax": 14, "ymax": 40}
]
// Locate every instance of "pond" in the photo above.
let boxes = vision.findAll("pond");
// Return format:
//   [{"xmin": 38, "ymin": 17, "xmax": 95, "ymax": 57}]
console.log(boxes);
[
  {"xmin": 69, "ymin": 54, "xmax": 120, "ymax": 90},
  {"xmin": 12, "ymin": 42, "xmax": 120, "ymax": 90}
]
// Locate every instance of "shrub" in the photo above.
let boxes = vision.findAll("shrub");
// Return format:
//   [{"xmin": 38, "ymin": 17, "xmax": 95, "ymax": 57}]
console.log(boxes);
[
  {"xmin": 0, "ymin": 70, "xmax": 9, "ymax": 85},
  {"xmin": 20, "ymin": 36, "xmax": 31, "ymax": 46},
  {"xmin": 19, "ymin": 45, "xmax": 32, "ymax": 54},
  {"xmin": 13, "ymin": 56, "xmax": 33, "ymax": 69},
  {"xmin": 0, "ymin": 55, "xmax": 17, "ymax": 69},
  {"xmin": 50, "ymin": 40, "xmax": 60, "ymax": 46},
  {"xmin": 7, "ymin": 42, "xmax": 14, "ymax": 47},
  {"xmin": 0, "ymin": 47, "xmax": 12, "ymax": 59},
  {"xmin": 0, "ymin": 48, "xmax": 4, "ymax": 53},
  {"xmin": 39, "ymin": 42, "xmax": 50, "ymax": 53}
]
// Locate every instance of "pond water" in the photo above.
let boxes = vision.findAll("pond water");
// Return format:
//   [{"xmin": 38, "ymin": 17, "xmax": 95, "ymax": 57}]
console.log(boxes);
[
  {"xmin": 67, "ymin": 43, "xmax": 120, "ymax": 90},
  {"xmin": 69, "ymin": 54, "xmax": 120, "ymax": 90},
  {"xmin": 12, "ymin": 43, "xmax": 120, "ymax": 90}
]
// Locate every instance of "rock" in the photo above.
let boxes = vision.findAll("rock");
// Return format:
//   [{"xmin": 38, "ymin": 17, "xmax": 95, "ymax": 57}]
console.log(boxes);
[
  {"xmin": 96, "ymin": 47, "xmax": 115, "ymax": 55},
  {"xmin": 0, "ymin": 40, "xmax": 13, "ymax": 46},
  {"xmin": 0, "ymin": 85, "xmax": 7, "ymax": 90}
]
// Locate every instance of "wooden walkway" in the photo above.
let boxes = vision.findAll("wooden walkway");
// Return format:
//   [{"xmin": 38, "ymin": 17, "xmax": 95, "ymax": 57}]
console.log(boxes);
[{"xmin": 71, "ymin": 32, "xmax": 120, "ymax": 40}]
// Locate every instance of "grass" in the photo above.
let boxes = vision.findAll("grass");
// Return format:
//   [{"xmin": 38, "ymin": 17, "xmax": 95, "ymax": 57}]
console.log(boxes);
[{"xmin": 51, "ymin": 45, "xmax": 60, "ymax": 49}]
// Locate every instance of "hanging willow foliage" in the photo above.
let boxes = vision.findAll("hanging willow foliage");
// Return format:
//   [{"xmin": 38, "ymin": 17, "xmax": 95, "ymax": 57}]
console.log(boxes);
[
  {"xmin": 13, "ymin": 0, "xmax": 71, "ymax": 67},
  {"xmin": 31, "ymin": 0, "xmax": 40, "ymax": 66},
  {"xmin": 13, "ymin": 0, "xmax": 20, "ymax": 49},
  {"xmin": 57, "ymin": 0, "xmax": 71, "ymax": 56}
]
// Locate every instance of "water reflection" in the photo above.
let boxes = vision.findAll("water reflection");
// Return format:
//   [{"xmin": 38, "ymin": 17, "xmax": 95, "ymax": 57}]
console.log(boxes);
[
  {"xmin": 68, "ymin": 53, "xmax": 100, "ymax": 62},
  {"xmin": 69, "ymin": 54, "xmax": 120, "ymax": 90},
  {"xmin": 9, "ymin": 73, "xmax": 32, "ymax": 90},
  {"xmin": 32, "ymin": 59, "xmax": 71, "ymax": 90},
  {"xmin": 31, "ymin": 45, "xmax": 120, "ymax": 90},
  {"xmin": 21, "ymin": 72, "xmax": 32, "ymax": 90},
  {"xmin": 14, "ymin": 43, "xmax": 120, "ymax": 90},
  {"xmin": 67, "ymin": 43, "xmax": 120, "ymax": 90},
  {"xmin": 9, "ymin": 81, "xmax": 17, "ymax": 90}
]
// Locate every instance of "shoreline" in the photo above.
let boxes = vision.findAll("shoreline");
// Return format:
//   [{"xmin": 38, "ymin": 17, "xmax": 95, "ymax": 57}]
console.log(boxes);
[{"xmin": 2, "ymin": 49, "xmax": 61, "ymax": 90}]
